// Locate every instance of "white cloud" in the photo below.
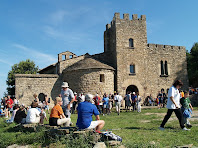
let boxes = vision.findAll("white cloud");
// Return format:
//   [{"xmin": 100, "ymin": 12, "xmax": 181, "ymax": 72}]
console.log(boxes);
[
  {"xmin": 50, "ymin": 10, "xmax": 68, "ymax": 25},
  {"xmin": 43, "ymin": 25, "xmax": 90, "ymax": 42},
  {"xmin": 12, "ymin": 44, "xmax": 57, "ymax": 68},
  {"xmin": 43, "ymin": 26, "xmax": 64, "ymax": 39},
  {"xmin": 0, "ymin": 59, "xmax": 13, "ymax": 66}
]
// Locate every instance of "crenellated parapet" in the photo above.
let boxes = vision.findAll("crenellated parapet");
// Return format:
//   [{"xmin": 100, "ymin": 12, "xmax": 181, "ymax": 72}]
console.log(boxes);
[
  {"xmin": 105, "ymin": 13, "xmax": 146, "ymax": 31},
  {"xmin": 147, "ymin": 43, "xmax": 186, "ymax": 52}
]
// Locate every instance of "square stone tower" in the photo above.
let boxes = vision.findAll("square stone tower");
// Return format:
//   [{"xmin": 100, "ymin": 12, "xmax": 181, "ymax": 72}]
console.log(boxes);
[
  {"xmin": 104, "ymin": 13, "xmax": 188, "ymax": 98},
  {"xmin": 104, "ymin": 13, "xmax": 148, "ymax": 96}
]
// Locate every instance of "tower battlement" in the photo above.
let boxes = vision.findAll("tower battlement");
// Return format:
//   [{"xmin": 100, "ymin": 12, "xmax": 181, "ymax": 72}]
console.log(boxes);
[
  {"xmin": 147, "ymin": 44, "xmax": 185, "ymax": 52},
  {"xmin": 114, "ymin": 12, "xmax": 146, "ymax": 21},
  {"xmin": 106, "ymin": 13, "xmax": 146, "ymax": 30}
]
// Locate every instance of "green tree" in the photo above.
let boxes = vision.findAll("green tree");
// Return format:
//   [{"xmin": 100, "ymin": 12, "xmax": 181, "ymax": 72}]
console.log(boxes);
[
  {"xmin": 187, "ymin": 42, "xmax": 198, "ymax": 87},
  {"xmin": 6, "ymin": 59, "xmax": 39, "ymax": 96}
]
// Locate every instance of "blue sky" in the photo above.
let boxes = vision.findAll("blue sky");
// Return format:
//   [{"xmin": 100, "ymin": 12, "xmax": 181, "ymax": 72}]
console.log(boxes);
[{"xmin": 0, "ymin": 0, "xmax": 198, "ymax": 98}]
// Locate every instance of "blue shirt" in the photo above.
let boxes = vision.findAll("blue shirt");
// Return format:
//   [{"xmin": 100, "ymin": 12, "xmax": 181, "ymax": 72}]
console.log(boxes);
[
  {"xmin": 132, "ymin": 95, "xmax": 137, "ymax": 101},
  {"xmin": 103, "ymin": 97, "xmax": 109, "ymax": 105},
  {"xmin": 76, "ymin": 101, "xmax": 99, "ymax": 129}
]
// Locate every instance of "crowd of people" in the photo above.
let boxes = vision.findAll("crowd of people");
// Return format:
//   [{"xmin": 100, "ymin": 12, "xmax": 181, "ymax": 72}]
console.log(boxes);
[{"xmin": 0, "ymin": 80, "xmax": 195, "ymax": 132}]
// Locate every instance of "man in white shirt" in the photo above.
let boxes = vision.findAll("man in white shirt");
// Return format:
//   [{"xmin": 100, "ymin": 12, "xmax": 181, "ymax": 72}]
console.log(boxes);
[
  {"xmin": 114, "ymin": 93, "xmax": 123, "ymax": 115},
  {"xmin": 159, "ymin": 80, "xmax": 189, "ymax": 131}
]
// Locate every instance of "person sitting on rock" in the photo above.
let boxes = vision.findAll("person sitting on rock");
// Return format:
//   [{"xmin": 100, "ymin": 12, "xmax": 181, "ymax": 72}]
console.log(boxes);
[
  {"xmin": 49, "ymin": 97, "xmax": 71, "ymax": 126},
  {"xmin": 76, "ymin": 94, "xmax": 105, "ymax": 133},
  {"xmin": 26, "ymin": 101, "xmax": 42, "ymax": 124},
  {"xmin": 14, "ymin": 105, "xmax": 27, "ymax": 124}
]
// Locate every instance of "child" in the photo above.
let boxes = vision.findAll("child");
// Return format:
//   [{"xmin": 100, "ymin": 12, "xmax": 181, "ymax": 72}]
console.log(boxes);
[
  {"xmin": 40, "ymin": 107, "xmax": 48, "ymax": 124},
  {"xmin": 180, "ymin": 91, "xmax": 193, "ymax": 128}
]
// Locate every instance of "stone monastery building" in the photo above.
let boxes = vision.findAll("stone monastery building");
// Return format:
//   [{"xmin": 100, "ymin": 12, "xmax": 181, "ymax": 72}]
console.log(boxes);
[{"xmin": 15, "ymin": 13, "xmax": 188, "ymax": 105}]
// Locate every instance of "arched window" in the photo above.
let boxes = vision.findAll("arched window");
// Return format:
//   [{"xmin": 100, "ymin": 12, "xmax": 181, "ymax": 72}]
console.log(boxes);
[
  {"xmin": 161, "ymin": 61, "xmax": 164, "ymax": 75},
  {"xmin": 165, "ymin": 61, "xmax": 168, "ymax": 75},
  {"xmin": 130, "ymin": 65, "xmax": 135, "ymax": 74},
  {"xmin": 160, "ymin": 60, "xmax": 168, "ymax": 76},
  {"xmin": 129, "ymin": 38, "xmax": 134, "ymax": 48}
]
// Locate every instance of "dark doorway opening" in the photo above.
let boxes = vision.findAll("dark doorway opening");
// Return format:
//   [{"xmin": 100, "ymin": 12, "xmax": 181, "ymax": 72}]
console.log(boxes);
[
  {"xmin": 126, "ymin": 85, "xmax": 139, "ymax": 94},
  {"xmin": 38, "ymin": 93, "xmax": 45, "ymax": 102}
]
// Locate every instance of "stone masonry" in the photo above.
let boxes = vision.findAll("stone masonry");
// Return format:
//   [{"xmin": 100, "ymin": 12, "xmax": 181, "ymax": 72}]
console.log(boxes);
[{"xmin": 15, "ymin": 12, "xmax": 188, "ymax": 105}]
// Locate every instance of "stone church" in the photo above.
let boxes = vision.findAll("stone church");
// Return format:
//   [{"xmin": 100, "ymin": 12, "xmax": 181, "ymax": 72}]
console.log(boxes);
[{"xmin": 15, "ymin": 13, "xmax": 188, "ymax": 105}]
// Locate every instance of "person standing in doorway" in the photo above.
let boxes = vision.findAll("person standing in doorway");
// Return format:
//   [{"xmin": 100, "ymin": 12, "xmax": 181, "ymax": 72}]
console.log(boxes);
[
  {"xmin": 159, "ymin": 80, "xmax": 190, "ymax": 131},
  {"xmin": 131, "ymin": 92, "xmax": 137, "ymax": 111},
  {"xmin": 125, "ymin": 91, "xmax": 131, "ymax": 112}
]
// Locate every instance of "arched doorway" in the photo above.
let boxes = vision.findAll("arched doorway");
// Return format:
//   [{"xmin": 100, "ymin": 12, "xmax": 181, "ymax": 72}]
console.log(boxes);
[
  {"xmin": 38, "ymin": 93, "xmax": 45, "ymax": 102},
  {"xmin": 126, "ymin": 85, "xmax": 139, "ymax": 94}
]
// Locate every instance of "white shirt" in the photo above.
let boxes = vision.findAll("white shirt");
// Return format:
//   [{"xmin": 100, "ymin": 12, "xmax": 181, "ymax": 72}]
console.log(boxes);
[
  {"xmin": 10, "ymin": 109, "xmax": 17, "ymax": 122},
  {"xmin": 26, "ymin": 108, "xmax": 40, "ymax": 123},
  {"xmin": 81, "ymin": 95, "xmax": 85, "ymax": 102},
  {"xmin": 114, "ymin": 95, "xmax": 122, "ymax": 102},
  {"xmin": 61, "ymin": 88, "xmax": 74, "ymax": 107},
  {"xmin": 166, "ymin": 86, "xmax": 180, "ymax": 109}
]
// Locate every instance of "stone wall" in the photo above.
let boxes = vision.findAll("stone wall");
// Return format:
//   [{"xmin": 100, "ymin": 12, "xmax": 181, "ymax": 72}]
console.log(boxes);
[
  {"xmin": 14, "ymin": 12, "xmax": 189, "ymax": 103},
  {"xmin": 58, "ymin": 55, "xmax": 85, "ymax": 74},
  {"xmin": 63, "ymin": 69, "xmax": 114, "ymax": 97},
  {"xmin": 145, "ymin": 44, "xmax": 188, "ymax": 97},
  {"xmin": 15, "ymin": 74, "xmax": 61, "ymax": 106},
  {"xmin": 104, "ymin": 13, "xmax": 188, "ymax": 99}
]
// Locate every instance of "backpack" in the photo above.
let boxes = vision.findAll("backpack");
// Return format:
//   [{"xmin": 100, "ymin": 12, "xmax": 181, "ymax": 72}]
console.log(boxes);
[
  {"xmin": 102, "ymin": 131, "xmax": 122, "ymax": 141},
  {"xmin": 183, "ymin": 108, "xmax": 192, "ymax": 118}
]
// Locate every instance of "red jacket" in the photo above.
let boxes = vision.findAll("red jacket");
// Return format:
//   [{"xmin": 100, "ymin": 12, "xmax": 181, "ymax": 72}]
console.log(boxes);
[{"xmin": 6, "ymin": 98, "xmax": 13, "ymax": 108}]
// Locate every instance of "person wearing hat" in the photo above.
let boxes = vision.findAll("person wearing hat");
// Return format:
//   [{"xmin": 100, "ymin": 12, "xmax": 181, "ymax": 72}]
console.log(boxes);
[
  {"xmin": 131, "ymin": 92, "xmax": 137, "ymax": 111},
  {"xmin": 76, "ymin": 94, "xmax": 105, "ymax": 132},
  {"xmin": 60, "ymin": 82, "xmax": 75, "ymax": 118}
]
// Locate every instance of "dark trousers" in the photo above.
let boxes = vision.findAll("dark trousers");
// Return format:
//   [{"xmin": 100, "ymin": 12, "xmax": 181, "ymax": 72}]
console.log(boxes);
[
  {"xmin": 96, "ymin": 105, "xmax": 102, "ymax": 114},
  {"xmin": 160, "ymin": 108, "xmax": 185, "ymax": 129},
  {"xmin": 71, "ymin": 102, "xmax": 77, "ymax": 114},
  {"xmin": 132, "ymin": 102, "xmax": 136, "ymax": 111}
]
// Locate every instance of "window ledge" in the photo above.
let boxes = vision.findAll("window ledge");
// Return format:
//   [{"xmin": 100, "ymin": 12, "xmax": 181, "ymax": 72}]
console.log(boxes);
[
  {"xmin": 129, "ymin": 47, "xmax": 135, "ymax": 49},
  {"xmin": 160, "ymin": 74, "xmax": 169, "ymax": 77},
  {"xmin": 129, "ymin": 73, "xmax": 136, "ymax": 76}
]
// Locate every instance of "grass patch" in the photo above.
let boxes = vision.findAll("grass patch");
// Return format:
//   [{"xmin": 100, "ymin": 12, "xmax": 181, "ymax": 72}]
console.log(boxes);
[{"xmin": 0, "ymin": 107, "xmax": 198, "ymax": 147}]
